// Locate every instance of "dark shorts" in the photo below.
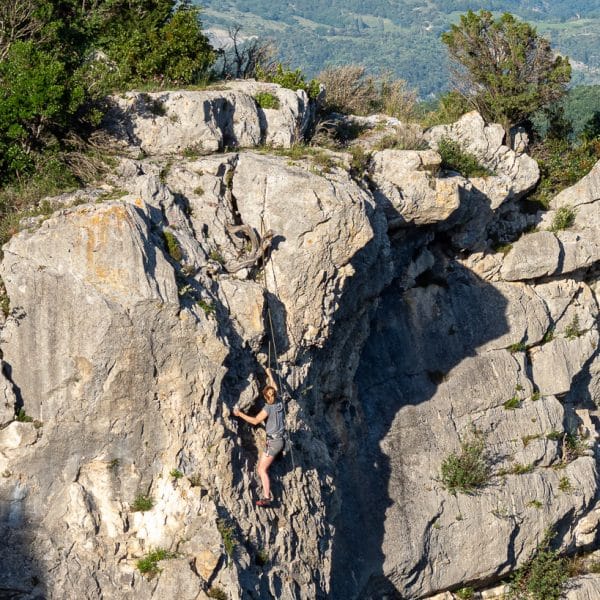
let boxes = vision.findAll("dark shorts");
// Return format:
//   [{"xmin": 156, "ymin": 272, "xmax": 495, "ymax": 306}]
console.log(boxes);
[{"xmin": 265, "ymin": 436, "xmax": 285, "ymax": 457}]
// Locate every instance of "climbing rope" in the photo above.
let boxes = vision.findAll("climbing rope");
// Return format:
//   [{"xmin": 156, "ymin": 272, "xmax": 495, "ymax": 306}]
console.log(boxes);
[{"xmin": 259, "ymin": 215, "xmax": 297, "ymax": 471}]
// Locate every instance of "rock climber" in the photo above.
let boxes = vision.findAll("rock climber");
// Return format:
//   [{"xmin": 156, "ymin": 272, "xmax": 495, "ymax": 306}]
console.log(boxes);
[{"xmin": 233, "ymin": 367, "xmax": 285, "ymax": 507}]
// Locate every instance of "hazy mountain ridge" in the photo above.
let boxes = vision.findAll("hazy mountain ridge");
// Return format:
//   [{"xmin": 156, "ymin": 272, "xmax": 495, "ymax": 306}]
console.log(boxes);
[{"xmin": 197, "ymin": 0, "xmax": 600, "ymax": 96}]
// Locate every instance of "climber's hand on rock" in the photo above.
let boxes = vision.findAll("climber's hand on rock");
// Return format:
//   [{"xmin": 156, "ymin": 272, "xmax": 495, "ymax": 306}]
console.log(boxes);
[{"xmin": 233, "ymin": 407, "xmax": 241, "ymax": 417}]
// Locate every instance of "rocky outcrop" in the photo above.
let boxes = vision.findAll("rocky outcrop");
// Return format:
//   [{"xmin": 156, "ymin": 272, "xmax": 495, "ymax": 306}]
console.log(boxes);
[
  {"xmin": 105, "ymin": 81, "xmax": 315, "ymax": 154},
  {"xmin": 1, "ymin": 95, "xmax": 599, "ymax": 600}
]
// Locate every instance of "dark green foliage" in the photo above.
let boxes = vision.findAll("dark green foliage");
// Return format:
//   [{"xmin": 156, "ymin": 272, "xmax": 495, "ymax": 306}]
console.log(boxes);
[
  {"xmin": 0, "ymin": 41, "xmax": 85, "ymax": 182},
  {"xmin": 438, "ymin": 138, "xmax": 493, "ymax": 178},
  {"xmin": 528, "ymin": 138, "xmax": 600, "ymax": 208},
  {"xmin": 131, "ymin": 494, "xmax": 154, "ymax": 512},
  {"xmin": 99, "ymin": 1, "xmax": 215, "ymax": 87},
  {"xmin": 163, "ymin": 230, "xmax": 182, "ymax": 262},
  {"xmin": 169, "ymin": 469, "xmax": 183, "ymax": 479},
  {"xmin": 254, "ymin": 91, "xmax": 280, "ymax": 109},
  {"xmin": 455, "ymin": 588, "xmax": 474, "ymax": 600},
  {"xmin": 440, "ymin": 433, "xmax": 490, "ymax": 495},
  {"xmin": 510, "ymin": 530, "xmax": 568, "ymax": 599},
  {"xmin": 197, "ymin": 299, "xmax": 216, "ymax": 316},
  {"xmin": 441, "ymin": 11, "xmax": 571, "ymax": 134}
]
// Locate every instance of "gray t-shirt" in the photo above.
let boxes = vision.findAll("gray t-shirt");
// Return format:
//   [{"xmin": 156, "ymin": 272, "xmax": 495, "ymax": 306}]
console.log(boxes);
[{"xmin": 264, "ymin": 401, "xmax": 285, "ymax": 437}]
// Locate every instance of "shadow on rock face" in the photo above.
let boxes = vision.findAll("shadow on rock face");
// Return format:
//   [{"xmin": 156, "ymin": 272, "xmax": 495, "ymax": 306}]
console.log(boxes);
[
  {"xmin": 329, "ymin": 257, "xmax": 510, "ymax": 599},
  {"xmin": 0, "ymin": 497, "xmax": 44, "ymax": 599}
]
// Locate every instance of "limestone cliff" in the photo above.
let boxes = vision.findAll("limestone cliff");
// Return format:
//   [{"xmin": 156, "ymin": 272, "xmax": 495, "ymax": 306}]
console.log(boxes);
[{"xmin": 0, "ymin": 83, "xmax": 599, "ymax": 600}]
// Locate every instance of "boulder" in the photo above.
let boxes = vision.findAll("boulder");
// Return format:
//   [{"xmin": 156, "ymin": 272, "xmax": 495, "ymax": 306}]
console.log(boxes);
[
  {"xmin": 370, "ymin": 149, "xmax": 463, "ymax": 226},
  {"xmin": 500, "ymin": 231, "xmax": 560, "ymax": 281},
  {"xmin": 104, "ymin": 82, "xmax": 315, "ymax": 155}
]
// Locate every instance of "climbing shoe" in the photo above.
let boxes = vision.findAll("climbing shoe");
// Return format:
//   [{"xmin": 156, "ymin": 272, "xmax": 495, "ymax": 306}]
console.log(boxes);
[{"xmin": 255, "ymin": 498, "xmax": 271, "ymax": 507}]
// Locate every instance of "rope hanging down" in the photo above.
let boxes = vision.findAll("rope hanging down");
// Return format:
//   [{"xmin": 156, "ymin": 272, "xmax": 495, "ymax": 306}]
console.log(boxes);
[{"xmin": 261, "ymin": 217, "xmax": 296, "ymax": 472}]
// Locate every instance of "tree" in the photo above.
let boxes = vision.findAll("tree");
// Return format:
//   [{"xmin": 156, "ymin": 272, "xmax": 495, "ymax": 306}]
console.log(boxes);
[{"xmin": 441, "ymin": 11, "xmax": 571, "ymax": 138}]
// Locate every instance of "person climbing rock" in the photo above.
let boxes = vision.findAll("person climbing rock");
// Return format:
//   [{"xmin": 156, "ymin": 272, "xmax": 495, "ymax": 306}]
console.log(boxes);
[{"xmin": 233, "ymin": 367, "xmax": 285, "ymax": 507}]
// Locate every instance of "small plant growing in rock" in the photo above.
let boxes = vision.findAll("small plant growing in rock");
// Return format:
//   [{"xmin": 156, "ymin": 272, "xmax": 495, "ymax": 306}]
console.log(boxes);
[
  {"xmin": 255, "ymin": 547, "xmax": 269, "ymax": 566},
  {"xmin": 197, "ymin": 299, "xmax": 216, "ymax": 316},
  {"xmin": 527, "ymin": 500, "xmax": 543, "ymax": 509},
  {"xmin": 522, "ymin": 434, "xmax": 540, "ymax": 447},
  {"xmin": 208, "ymin": 249, "xmax": 225, "ymax": 265},
  {"xmin": 531, "ymin": 391, "xmax": 541, "ymax": 402},
  {"xmin": 503, "ymin": 395, "xmax": 521, "ymax": 410},
  {"xmin": 16, "ymin": 408, "xmax": 33, "ymax": 423},
  {"xmin": 438, "ymin": 137, "xmax": 494, "ymax": 178},
  {"xmin": 564, "ymin": 431, "xmax": 587, "ymax": 462},
  {"xmin": 348, "ymin": 146, "xmax": 371, "ymax": 178},
  {"xmin": 207, "ymin": 587, "xmax": 228, "ymax": 600},
  {"xmin": 131, "ymin": 494, "xmax": 154, "ymax": 512},
  {"xmin": 546, "ymin": 430, "xmax": 562, "ymax": 441},
  {"xmin": 163, "ymin": 231, "xmax": 183, "ymax": 262},
  {"xmin": 0, "ymin": 277, "xmax": 10, "ymax": 316},
  {"xmin": 254, "ymin": 92, "xmax": 280, "ymax": 109},
  {"xmin": 508, "ymin": 341, "xmax": 527, "ymax": 353},
  {"xmin": 136, "ymin": 548, "xmax": 175, "ymax": 577},
  {"xmin": 193, "ymin": 185, "xmax": 205, "ymax": 196},
  {"xmin": 217, "ymin": 518, "xmax": 237, "ymax": 557},
  {"xmin": 169, "ymin": 469, "xmax": 183, "ymax": 479},
  {"xmin": 542, "ymin": 328, "xmax": 554, "ymax": 344},
  {"xmin": 509, "ymin": 529, "xmax": 568, "ymax": 600},
  {"xmin": 564, "ymin": 315, "xmax": 583, "ymax": 340},
  {"xmin": 558, "ymin": 476, "xmax": 572, "ymax": 492},
  {"xmin": 440, "ymin": 432, "xmax": 490, "ymax": 495},
  {"xmin": 455, "ymin": 587, "xmax": 474, "ymax": 600},
  {"xmin": 549, "ymin": 206, "xmax": 576, "ymax": 232}
]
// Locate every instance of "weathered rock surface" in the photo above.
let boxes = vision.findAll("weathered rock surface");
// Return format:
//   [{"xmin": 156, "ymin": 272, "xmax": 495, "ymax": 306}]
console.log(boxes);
[
  {"xmin": 370, "ymin": 149, "xmax": 463, "ymax": 226},
  {"xmin": 105, "ymin": 82, "xmax": 315, "ymax": 155},
  {"xmin": 1, "ymin": 103, "xmax": 599, "ymax": 600}
]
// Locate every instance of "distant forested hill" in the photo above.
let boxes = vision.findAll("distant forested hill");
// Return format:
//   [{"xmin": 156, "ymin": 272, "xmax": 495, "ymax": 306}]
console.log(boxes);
[{"xmin": 197, "ymin": 0, "xmax": 600, "ymax": 96}]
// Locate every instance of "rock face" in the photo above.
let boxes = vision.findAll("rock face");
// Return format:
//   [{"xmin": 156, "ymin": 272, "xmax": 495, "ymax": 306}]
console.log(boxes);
[
  {"xmin": 1, "ymin": 96, "xmax": 599, "ymax": 600},
  {"xmin": 105, "ymin": 81, "xmax": 315, "ymax": 154}
]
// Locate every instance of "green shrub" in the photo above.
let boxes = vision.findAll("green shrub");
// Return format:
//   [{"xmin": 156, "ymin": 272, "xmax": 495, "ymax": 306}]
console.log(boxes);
[
  {"xmin": 131, "ymin": 494, "xmax": 154, "ymax": 512},
  {"xmin": 503, "ymin": 396, "xmax": 521, "ymax": 410},
  {"xmin": 207, "ymin": 588, "xmax": 228, "ymax": 600},
  {"xmin": 100, "ymin": 2, "xmax": 215, "ymax": 87},
  {"xmin": 508, "ymin": 342, "xmax": 527, "ymax": 353},
  {"xmin": 564, "ymin": 315, "xmax": 583, "ymax": 339},
  {"xmin": 558, "ymin": 476, "xmax": 572, "ymax": 492},
  {"xmin": 374, "ymin": 131, "xmax": 428, "ymax": 151},
  {"xmin": 256, "ymin": 63, "xmax": 320, "ymax": 99},
  {"xmin": 254, "ymin": 92, "xmax": 280, "ymax": 109},
  {"xmin": 420, "ymin": 90, "xmax": 471, "ymax": 127},
  {"xmin": 440, "ymin": 433, "xmax": 490, "ymax": 495},
  {"xmin": 136, "ymin": 548, "xmax": 175, "ymax": 576},
  {"xmin": 16, "ymin": 408, "xmax": 33, "ymax": 423},
  {"xmin": 549, "ymin": 206, "xmax": 576, "ymax": 232},
  {"xmin": 546, "ymin": 431, "xmax": 562, "ymax": 441},
  {"xmin": 169, "ymin": 469, "xmax": 183, "ymax": 479},
  {"xmin": 217, "ymin": 518, "xmax": 237, "ymax": 557},
  {"xmin": 527, "ymin": 500, "xmax": 543, "ymax": 509},
  {"xmin": 542, "ymin": 329, "xmax": 555, "ymax": 344},
  {"xmin": 438, "ymin": 138, "xmax": 493, "ymax": 178},
  {"xmin": 455, "ymin": 587, "xmax": 474, "ymax": 600},
  {"xmin": 528, "ymin": 138, "xmax": 600, "ymax": 209},
  {"xmin": 510, "ymin": 530, "xmax": 568, "ymax": 600},
  {"xmin": 163, "ymin": 231, "xmax": 182, "ymax": 262},
  {"xmin": 348, "ymin": 146, "xmax": 371, "ymax": 178}
]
